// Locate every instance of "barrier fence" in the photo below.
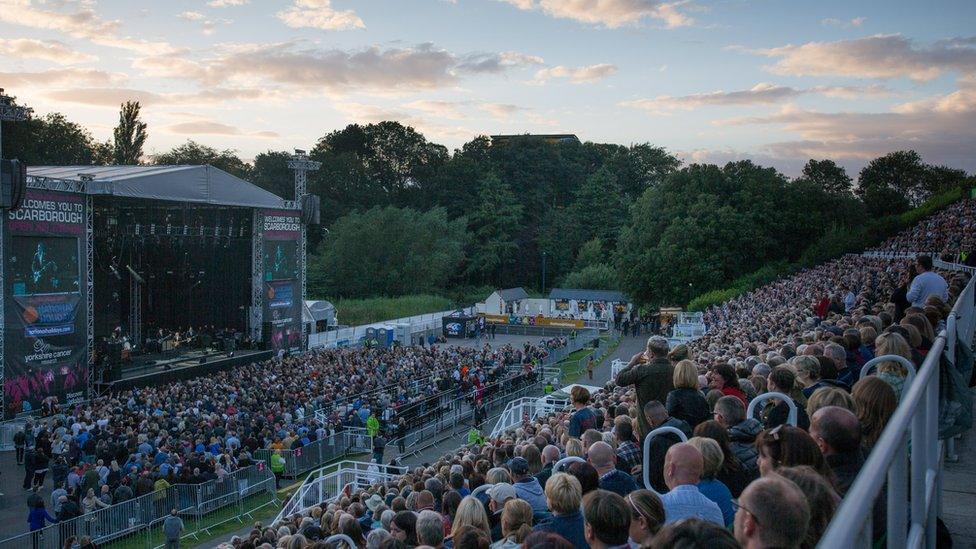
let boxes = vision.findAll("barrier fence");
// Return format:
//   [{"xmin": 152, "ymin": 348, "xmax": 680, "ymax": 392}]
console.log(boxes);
[
  {"xmin": 819, "ymin": 265, "xmax": 975, "ymax": 547},
  {"xmin": 0, "ymin": 463, "xmax": 277, "ymax": 549},
  {"xmin": 274, "ymin": 461, "xmax": 407, "ymax": 524}
]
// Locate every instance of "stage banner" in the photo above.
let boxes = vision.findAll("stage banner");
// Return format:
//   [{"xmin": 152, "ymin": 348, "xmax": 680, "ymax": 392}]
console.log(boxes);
[
  {"xmin": 261, "ymin": 209, "xmax": 303, "ymax": 353},
  {"xmin": 4, "ymin": 190, "xmax": 88, "ymax": 417}
]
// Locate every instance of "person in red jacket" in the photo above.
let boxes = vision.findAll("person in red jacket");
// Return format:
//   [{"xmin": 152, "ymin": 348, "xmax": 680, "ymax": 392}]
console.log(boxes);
[{"xmin": 707, "ymin": 364, "xmax": 747, "ymax": 407}]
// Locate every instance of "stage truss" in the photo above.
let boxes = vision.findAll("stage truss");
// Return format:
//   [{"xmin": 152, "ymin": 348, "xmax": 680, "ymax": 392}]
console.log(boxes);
[{"xmin": 250, "ymin": 209, "xmax": 263, "ymax": 341}]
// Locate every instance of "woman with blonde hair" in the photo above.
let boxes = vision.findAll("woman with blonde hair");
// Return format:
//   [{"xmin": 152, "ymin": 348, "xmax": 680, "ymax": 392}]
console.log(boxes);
[
  {"xmin": 565, "ymin": 438, "xmax": 584, "ymax": 458},
  {"xmin": 668, "ymin": 344, "xmax": 690, "ymax": 363},
  {"xmin": 687, "ymin": 437, "xmax": 734, "ymax": 526},
  {"xmin": 450, "ymin": 496, "xmax": 491, "ymax": 543},
  {"xmin": 852, "ymin": 376, "xmax": 898, "ymax": 453},
  {"xmin": 490, "ymin": 499, "xmax": 533, "ymax": 549},
  {"xmin": 665, "ymin": 360, "xmax": 709, "ymax": 427},
  {"xmin": 873, "ymin": 331, "xmax": 914, "ymax": 399},
  {"xmin": 806, "ymin": 386, "xmax": 854, "ymax": 418}
]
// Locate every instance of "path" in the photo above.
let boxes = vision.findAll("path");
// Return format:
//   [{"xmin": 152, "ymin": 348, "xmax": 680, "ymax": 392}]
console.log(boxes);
[{"xmin": 943, "ymin": 395, "xmax": 976, "ymax": 548}]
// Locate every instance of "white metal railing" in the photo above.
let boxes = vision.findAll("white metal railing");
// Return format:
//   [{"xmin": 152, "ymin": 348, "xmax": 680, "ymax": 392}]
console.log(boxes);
[
  {"xmin": 819, "ymin": 269, "xmax": 975, "ymax": 548},
  {"xmin": 746, "ymin": 391, "xmax": 798, "ymax": 427},
  {"xmin": 273, "ymin": 461, "xmax": 406, "ymax": 525},
  {"xmin": 308, "ymin": 309, "xmax": 456, "ymax": 349},
  {"xmin": 860, "ymin": 355, "xmax": 917, "ymax": 400},
  {"xmin": 610, "ymin": 359, "xmax": 626, "ymax": 380},
  {"xmin": 641, "ymin": 426, "xmax": 688, "ymax": 496},
  {"xmin": 489, "ymin": 396, "xmax": 569, "ymax": 439}
]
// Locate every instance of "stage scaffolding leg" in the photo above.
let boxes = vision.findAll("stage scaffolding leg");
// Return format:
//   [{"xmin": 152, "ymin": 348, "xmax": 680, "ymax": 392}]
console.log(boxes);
[
  {"xmin": 0, "ymin": 210, "xmax": 5, "ymax": 416},
  {"xmin": 86, "ymin": 195, "xmax": 94, "ymax": 398},
  {"xmin": 129, "ymin": 276, "xmax": 141, "ymax": 350},
  {"xmin": 250, "ymin": 209, "xmax": 263, "ymax": 342}
]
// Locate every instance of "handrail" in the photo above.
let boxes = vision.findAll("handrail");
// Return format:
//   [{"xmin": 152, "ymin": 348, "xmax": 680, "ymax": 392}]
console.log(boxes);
[
  {"xmin": 641, "ymin": 426, "xmax": 688, "ymax": 494},
  {"xmin": 819, "ymin": 269, "xmax": 975, "ymax": 548},
  {"xmin": 553, "ymin": 456, "xmax": 585, "ymax": 473},
  {"xmin": 860, "ymin": 354, "xmax": 917, "ymax": 397},
  {"xmin": 325, "ymin": 534, "xmax": 357, "ymax": 548},
  {"xmin": 746, "ymin": 392, "xmax": 797, "ymax": 426}
]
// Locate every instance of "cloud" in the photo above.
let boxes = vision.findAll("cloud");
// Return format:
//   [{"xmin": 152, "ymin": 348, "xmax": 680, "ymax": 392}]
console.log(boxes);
[
  {"xmin": 178, "ymin": 11, "xmax": 206, "ymax": 21},
  {"xmin": 165, "ymin": 120, "xmax": 279, "ymax": 138},
  {"xmin": 534, "ymin": 63, "xmax": 617, "ymax": 84},
  {"xmin": 715, "ymin": 86, "xmax": 976, "ymax": 172},
  {"xmin": 479, "ymin": 103, "xmax": 524, "ymax": 119},
  {"xmin": 277, "ymin": 0, "xmax": 365, "ymax": 31},
  {"xmin": 0, "ymin": 0, "xmax": 180, "ymax": 55},
  {"xmin": 0, "ymin": 68, "xmax": 123, "ymax": 87},
  {"xmin": 404, "ymin": 100, "xmax": 467, "ymax": 119},
  {"xmin": 621, "ymin": 82, "xmax": 891, "ymax": 114},
  {"xmin": 821, "ymin": 16, "xmax": 866, "ymax": 28},
  {"xmin": 498, "ymin": 0, "xmax": 694, "ymax": 29},
  {"xmin": 42, "ymin": 87, "xmax": 272, "ymax": 107},
  {"xmin": 455, "ymin": 51, "xmax": 545, "ymax": 74},
  {"xmin": 0, "ymin": 38, "xmax": 96, "ymax": 64},
  {"xmin": 134, "ymin": 42, "xmax": 542, "ymax": 93},
  {"xmin": 750, "ymin": 34, "xmax": 976, "ymax": 81},
  {"xmin": 208, "ymin": 0, "xmax": 248, "ymax": 5}
]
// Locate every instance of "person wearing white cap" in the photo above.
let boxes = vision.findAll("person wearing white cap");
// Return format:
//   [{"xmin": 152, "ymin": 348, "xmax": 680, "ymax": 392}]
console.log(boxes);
[{"xmin": 487, "ymin": 482, "xmax": 517, "ymax": 542}]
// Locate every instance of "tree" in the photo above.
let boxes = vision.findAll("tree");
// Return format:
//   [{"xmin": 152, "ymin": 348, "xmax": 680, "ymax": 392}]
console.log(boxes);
[
  {"xmin": 2, "ymin": 104, "xmax": 99, "ymax": 165},
  {"xmin": 575, "ymin": 238, "xmax": 604, "ymax": 270},
  {"xmin": 856, "ymin": 150, "xmax": 928, "ymax": 215},
  {"xmin": 112, "ymin": 101, "xmax": 147, "ymax": 164},
  {"xmin": 309, "ymin": 206, "xmax": 466, "ymax": 298},
  {"xmin": 251, "ymin": 151, "xmax": 294, "ymax": 199},
  {"xmin": 464, "ymin": 173, "xmax": 524, "ymax": 285},
  {"xmin": 569, "ymin": 166, "xmax": 627, "ymax": 250},
  {"xmin": 150, "ymin": 140, "xmax": 251, "ymax": 179},
  {"xmin": 561, "ymin": 263, "xmax": 618, "ymax": 290},
  {"xmin": 797, "ymin": 159, "xmax": 852, "ymax": 195}
]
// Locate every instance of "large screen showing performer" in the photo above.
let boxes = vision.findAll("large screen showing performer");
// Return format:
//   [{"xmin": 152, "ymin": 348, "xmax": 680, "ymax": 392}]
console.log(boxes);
[
  {"xmin": 4, "ymin": 190, "xmax": 89, "ymax": 417},
  {"xmin": 260, "ymin": 209, "xmax": 303, "ymax": 353},
  {"xmin": 9, "ymin": 236, "xmax": 80, "ymax": 296}
]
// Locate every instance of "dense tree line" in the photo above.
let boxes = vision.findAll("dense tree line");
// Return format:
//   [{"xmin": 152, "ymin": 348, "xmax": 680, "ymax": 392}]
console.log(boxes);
[{"xmin": 1, "ymin": 94, "xmax": 969, "ymax": 305}]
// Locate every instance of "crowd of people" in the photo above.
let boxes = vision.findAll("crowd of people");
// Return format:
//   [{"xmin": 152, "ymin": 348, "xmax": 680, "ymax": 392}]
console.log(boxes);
[
  {"xmin": 15, "ymin": 340, "xmax": 567, "ymax": 536},
  {"xmin": 241, "ymin": 201, "xmax": 972, "ymax": 548},
  {"xmin": 872, "ymin": 198, "xmax": 976, "ymax": 258}
]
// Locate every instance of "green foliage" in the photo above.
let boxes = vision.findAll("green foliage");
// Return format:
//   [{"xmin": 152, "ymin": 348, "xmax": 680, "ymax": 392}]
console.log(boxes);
[
  {"xmin": 616, "ymin": 160, "xmax": 863, "ymax": 306},
  {"xmin": 309, "ymin": 206, "xmax": 466, "ymax": 298},
  {"xmin": 797, "ymin": 158, "xmax": 852, "ymax": 195},
  {"xmin": 575, "ymin": 238, "xmax": 604, "ymax": 270},
  {"xmin": 328, "ymin": 294, "xmax": 454, "ymax": 326},
  {"xmin": 112, "ymin": 101, "xmax": 147, "ymax": 164},
  {"xmin": 150, "ymin": 140, "xmax": 251, "ymax": 179},
  {"xmin": 561, "ymin": 263, "xmax": 618, "ymax": 290},
  {"xmin": 464, "ymin": 173, "xmax": 524, "ymax": 285},
  {"xmin": 855, "ymin": 150, "xmax": 966, "ymax": 216},
  {"xmin": 2, "ymin": 111, "xmax": 100, "ymax": 165}
]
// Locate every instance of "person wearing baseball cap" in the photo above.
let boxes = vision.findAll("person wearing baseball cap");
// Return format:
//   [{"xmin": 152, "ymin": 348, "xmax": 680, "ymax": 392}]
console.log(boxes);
[
  {"xmin": 487, "ymin": 482, "xmax": 517, "ymax": 542},
  {"xmin": 508, "ymin": 457, "xmax": 547, "ymax": 515}
]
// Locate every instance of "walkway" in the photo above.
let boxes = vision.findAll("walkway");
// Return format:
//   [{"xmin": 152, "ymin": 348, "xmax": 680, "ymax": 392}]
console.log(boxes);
[{"xmin": 944, "ymin": 395, "xmax": 976, "ymax": 548}]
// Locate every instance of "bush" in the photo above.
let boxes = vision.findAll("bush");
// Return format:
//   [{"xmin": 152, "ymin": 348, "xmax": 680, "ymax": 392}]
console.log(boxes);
[{"xmin": 330, "ymin": 294, "xmax": 454, "ymax": 326}]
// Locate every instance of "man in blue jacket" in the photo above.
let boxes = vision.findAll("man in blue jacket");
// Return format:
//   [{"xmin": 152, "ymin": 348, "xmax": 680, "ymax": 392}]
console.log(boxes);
[{"xmin": 508, "ymin": 457, "xmax": 547, "ymax": 514}]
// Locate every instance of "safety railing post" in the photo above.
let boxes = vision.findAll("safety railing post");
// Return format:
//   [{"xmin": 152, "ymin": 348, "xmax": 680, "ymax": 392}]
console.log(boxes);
[{"xmin": 887, "ymin": 429, "xmax": 908, "ymax": 549}]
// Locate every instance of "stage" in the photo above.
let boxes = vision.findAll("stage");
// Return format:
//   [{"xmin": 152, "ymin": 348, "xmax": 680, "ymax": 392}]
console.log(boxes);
[{"xmin": 94, "ymin": 348, "xmax": 274, "ymax": 392}]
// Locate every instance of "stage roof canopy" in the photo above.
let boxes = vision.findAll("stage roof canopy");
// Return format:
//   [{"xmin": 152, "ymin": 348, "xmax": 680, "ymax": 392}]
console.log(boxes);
[{"xmin": 27, "ymin": 165, "xmax": 288, "ymax": 209}]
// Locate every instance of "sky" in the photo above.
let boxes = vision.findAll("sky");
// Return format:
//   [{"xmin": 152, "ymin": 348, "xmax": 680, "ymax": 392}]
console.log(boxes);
[{"xmin": 2, "ymin": 0, "xmax": 976, "ymax": 176}]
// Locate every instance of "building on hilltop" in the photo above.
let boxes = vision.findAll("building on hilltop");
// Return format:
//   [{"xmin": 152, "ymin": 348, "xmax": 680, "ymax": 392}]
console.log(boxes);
[{"xmin": 490, "ymin": 134, "xmax": 580, "ymax": 146}]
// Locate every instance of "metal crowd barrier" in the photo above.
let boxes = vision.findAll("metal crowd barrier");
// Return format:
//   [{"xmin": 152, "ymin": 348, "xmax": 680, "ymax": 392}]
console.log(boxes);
[
  {"xmin": 274, "ymin": 461, "xmax": 407, "ymax": 524},
  {"xmin": 746, "ymin": 391, "xmax": 798, "ymax": 427},
  {"xmin": 819, "ymin": 269, "xmax": 975, "ymax": 548},
  {"xmin": 0, "ymin": 462, "xmax": 277, "ymax": 549}
]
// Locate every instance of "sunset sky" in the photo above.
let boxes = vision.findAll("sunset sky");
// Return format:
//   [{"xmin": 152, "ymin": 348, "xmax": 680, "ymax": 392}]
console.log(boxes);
[{"xmin": 2, "ymin": 0, "xmax": 975, "ymax": 175}]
